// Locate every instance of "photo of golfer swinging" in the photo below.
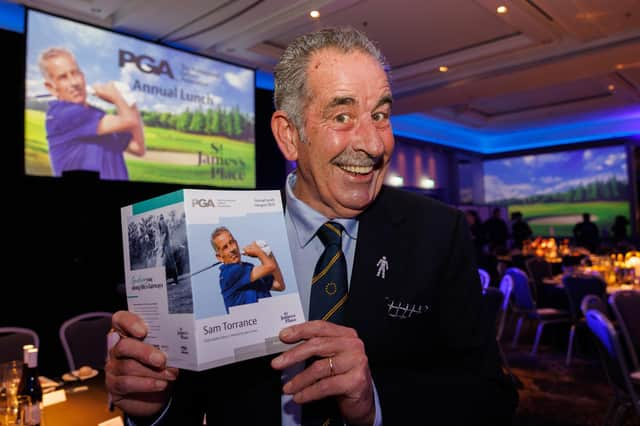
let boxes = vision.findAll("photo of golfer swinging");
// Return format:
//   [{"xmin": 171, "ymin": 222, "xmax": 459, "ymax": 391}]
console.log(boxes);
[
  {"xmin": 210, "ymin": 226, "xmax": 285, "ymax": 314},
  {"xmin": 38, "ymin": 46, "xmax": 145, "ymax": 180}
]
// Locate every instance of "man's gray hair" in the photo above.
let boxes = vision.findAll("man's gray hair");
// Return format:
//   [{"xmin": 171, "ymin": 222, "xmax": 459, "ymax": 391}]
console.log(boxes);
[
  {"xmin": 38, "ymin": 47, "xmax": 76, "ymax": 80},
  {"xmin": 273, "ymin": 27, "xmax": 389, "ymax": 142},
  {"xmin": 210, "ymin": 226, "xmax": 231, "ymax": 252}
]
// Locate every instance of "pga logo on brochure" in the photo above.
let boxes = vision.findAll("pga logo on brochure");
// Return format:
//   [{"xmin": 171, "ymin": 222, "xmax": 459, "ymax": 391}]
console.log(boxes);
[
  {"xmin": 191, "ymin": 198, "xmax": 216, "ymax": 208},
  {"xmin": 280, "ymin": 312, "xmax": 297, "ymax": 324}
]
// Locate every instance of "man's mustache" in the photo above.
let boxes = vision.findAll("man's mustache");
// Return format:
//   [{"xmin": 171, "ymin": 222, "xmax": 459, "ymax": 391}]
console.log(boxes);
[{"xmin": 331, "ymin": 149, "xmax": 383, "ymax": 168}]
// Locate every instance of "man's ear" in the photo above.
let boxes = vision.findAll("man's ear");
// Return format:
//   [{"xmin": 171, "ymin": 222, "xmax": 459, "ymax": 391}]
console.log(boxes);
[
  {"xmin": 271, "ymin": 111, "xmax": 299, "ymax": 162},
  {"xmin": 44, "ymin": 80, "xmax": 58, "ymax": 98}
]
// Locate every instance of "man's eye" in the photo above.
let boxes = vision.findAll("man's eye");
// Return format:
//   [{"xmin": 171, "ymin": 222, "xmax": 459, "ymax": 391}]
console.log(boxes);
[
  {"xmin": 372, "ymin": 111, "xmax": 389, "ymax": 122},
  {"xmin": 335, "ymin": 114, "xmax": 351, "ymax": 124}
]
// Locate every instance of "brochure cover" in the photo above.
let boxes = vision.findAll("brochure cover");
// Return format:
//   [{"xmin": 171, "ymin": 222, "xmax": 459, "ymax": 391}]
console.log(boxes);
[{"xmin": 120, "ymin": 189, "xmax": 304, "ymax": 371}]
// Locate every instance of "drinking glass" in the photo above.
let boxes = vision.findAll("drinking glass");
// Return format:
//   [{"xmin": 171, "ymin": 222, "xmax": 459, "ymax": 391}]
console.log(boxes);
[
  {"xmin": 14, "ymin": 395, "xmax": 32, "ymax": 426},
  {"xmin": 0, "ymin": 360, "xmax": 23, "ymax": 426}
]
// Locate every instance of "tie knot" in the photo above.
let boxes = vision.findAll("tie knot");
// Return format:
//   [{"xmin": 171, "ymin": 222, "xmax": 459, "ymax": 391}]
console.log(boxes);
[{"xmin": 316, "ymin": 221, "xmax": 343, "ymax": 248}]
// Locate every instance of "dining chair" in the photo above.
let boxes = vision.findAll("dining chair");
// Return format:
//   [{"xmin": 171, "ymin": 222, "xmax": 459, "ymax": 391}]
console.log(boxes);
[
  {"xmin": 59, "ymin": 311, "xmax": 113, "ymax": 372},
  {"xmin": 585, "ymin": 309, "xmax": 640, "ymax": 423},
  {"xmin": 508, "ymin": 267, "xmax": 570, "ymax": 355},
  {"xmin": 0, "ymin": 327, "xmax": 39, "ymax": 364},
  {"xmin": 563, "ymin": 274, "xmax": 607, "ymax": 366},
  {"xmin": 609, "ymin": 290, "xmax": 640, "ymax": 371},
  {"xmin": 580, "ymin": 294, "xmax": 608, "ymax": 317},
  {"xmin": 493, "ymin": 274, "xmax": 523, "ymax": 388},
  {"xmin": 525, "ymin": 257, "xmax": 552, "ymax": 303},
  {"xmin": 478, "ymin": 268, "xmax": 491, "ymax": 292},
  {"xmin": 496, "ymin": 273, "xmax": 513, "ymax": 342}
]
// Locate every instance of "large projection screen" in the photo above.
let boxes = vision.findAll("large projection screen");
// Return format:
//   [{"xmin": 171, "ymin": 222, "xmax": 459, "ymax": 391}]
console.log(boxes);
[
  {"xmin": 483, "ymin": 145, "xmax": 630, "ymax": 237},
  {"xmin": 25, "ymin": 9, "xmax": 255, "ymax": 188}
]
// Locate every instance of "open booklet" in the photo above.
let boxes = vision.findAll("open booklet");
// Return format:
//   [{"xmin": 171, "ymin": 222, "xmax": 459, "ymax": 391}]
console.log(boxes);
[{"xmin": 120, "ymin": 189, "xmax": 304, "ymax": 371}]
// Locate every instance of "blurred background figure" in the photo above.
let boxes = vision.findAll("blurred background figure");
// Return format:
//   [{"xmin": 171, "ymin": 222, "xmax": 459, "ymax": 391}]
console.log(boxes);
[
  {"xmin": 572, "ymin": 212, "xmax": 600, "ymax": 253},
  {"xmin": 485, "ymin": 207, "xmax": 509, "ymax": 255},
  {"xmin": 510, "ymin": 211, "xmax": 533, "ymax": 250},
  {"xmin": 466, "ymin": 210, "xmax": 486, "ymax": 259},
  {"xmin": 610, "ymin": 215, "xmax": 630, "ymax": 244}
]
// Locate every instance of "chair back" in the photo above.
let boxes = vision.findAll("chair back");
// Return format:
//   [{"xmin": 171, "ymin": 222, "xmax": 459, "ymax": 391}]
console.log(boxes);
[
  {"xmin": 497, "ymin": 274, "xmax": 514, "ymax": 340},
  {"xmin": 609, "ymin": 290, "xmax": 640, "ymax": 370},
  {"xmin": 0, "ymin": 327, "xmax": 39, "ymax": 364},
  {"xmin": 562, "ymin": 274, "xmax": 606, "ymax": 323},
  {"xmin": 579, "ymin": 294, "xmax": 608, "ymax": 317},
  {"xmin": 585, "ymin": 309, "xmax": 640, "ymax": 416},
  {"xmin": 506, "ymin": 267, "xmax": 536, "ymax": 312},
  {"xmin": 59, "ymin": 312, "xmax": 113, "ymax": 372},
  {"xmin": 525, "ymin": 257, "xmax": 552, "ymax": 286},
  {"xmin": 478, "ymin": 268, "xmax": 491, "ymax": 291}
]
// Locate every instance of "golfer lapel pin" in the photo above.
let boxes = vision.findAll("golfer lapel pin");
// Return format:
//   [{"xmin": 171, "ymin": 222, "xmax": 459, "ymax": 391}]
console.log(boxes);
[{"xmin": 376, "ymin": 256, "xmax": 388, "ymax": 279}]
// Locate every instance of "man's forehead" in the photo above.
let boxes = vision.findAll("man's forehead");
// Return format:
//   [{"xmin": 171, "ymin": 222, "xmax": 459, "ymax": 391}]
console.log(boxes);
[
  {"xmin": 307, "ymin": 49, "xmax": 390, "ymax": 102},
  {"xmin": 47, "ymin": 54, "xmax": 79, "ymax": 72},
  {"xmin": 214, "ymin": 231, "xmax": 234, "ymax": 241}
]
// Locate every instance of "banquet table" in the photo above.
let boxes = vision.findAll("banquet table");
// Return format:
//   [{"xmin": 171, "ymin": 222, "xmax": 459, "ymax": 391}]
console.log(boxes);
[
  {"xmin": 542, "ymin": 274, "xmax": 637, "ymax": 294},
  {"xmin": 42, "ymin": 371, "xmax": 123, "ymax": 426}
]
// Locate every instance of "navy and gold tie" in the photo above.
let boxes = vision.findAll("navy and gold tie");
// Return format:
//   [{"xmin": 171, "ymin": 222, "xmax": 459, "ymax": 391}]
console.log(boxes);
[
  {"xmin": 303, "ymin": 221, "xmax": 348, "ymax": 426},
  {"xmin": 309, "ymin": 221, "xmax": 348, "ymax": 324}
]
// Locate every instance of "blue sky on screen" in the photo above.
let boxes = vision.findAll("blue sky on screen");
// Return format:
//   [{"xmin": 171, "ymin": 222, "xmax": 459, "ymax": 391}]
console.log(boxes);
[
  {"xmin": 26, "ymin": 10, "xmax": 254, "ymax": 116},
  {"xmin": 483, "ymin": 145, "xmax": 628, "ymax": 203}
]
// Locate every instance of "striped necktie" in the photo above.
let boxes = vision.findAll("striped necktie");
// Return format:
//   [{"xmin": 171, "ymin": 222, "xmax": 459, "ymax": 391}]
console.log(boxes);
[
  {"xmin": 309, "ymin": 221, "xmax": 348, "ymax": 324},
  {"xmin": 303, "ymin": 221, "xmax": 348, "ymax": 426}
]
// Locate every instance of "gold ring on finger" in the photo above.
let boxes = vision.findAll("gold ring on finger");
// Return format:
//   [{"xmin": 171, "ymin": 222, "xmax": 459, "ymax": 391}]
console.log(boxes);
[{"xmin": 328, "ymin": 357, "xmax": 335, "ymax": 376}]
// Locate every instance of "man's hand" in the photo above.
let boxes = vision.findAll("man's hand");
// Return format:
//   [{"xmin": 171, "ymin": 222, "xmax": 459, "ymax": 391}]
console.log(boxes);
[
  {"xmin": 105, "ymin": 311, "xmax": 178, "ymax": 418},
  {"xmin": 92, "ymin": 82, "xmax": 125, "ymax": 105},
  {"xmin": 242, "ymin": 241, "xmax": 265, "ymax": 258},
  {"xmin": 271, "ymin": 321, "xmax": 375, "ymax": 425}
]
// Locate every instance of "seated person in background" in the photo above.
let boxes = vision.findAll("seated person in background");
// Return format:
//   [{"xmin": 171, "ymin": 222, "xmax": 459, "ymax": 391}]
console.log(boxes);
[
  {"xmin": 510, "ymin": 211, "xmax": 532, "ymax": 250},
  {"xmin": 573, "ymin": 212, "xmax": 600, "ymax": 253},
  {"xmin": 106, "ymin": 26, "xmax": 518, "ymax": 426},
  {"xmin": 211, "ymin": 226, "xmax": 285, "ymax": 313}
]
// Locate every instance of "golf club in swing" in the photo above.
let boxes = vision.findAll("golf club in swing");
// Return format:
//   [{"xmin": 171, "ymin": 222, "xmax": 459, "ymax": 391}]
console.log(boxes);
[{"xmin": 172, "ymin": 240, "xmax": 272, "ymax": 283}]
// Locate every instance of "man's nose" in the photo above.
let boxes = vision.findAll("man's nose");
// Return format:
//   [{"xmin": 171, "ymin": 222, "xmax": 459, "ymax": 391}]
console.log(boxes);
[
  {"xmin": 352, "ymin": 116, "xmax": 385, "ymax": 157},
  {"xmin": 70, "ymin": 74, "xmax": 83, "ymax": 86}
]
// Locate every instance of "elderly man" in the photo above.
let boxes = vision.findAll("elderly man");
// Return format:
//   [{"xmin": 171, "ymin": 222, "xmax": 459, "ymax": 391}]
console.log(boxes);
[
  {"xmin": 106, "ymin": 27, "xmax": 517, "ymax": 425},
  {"xmin": 39, "ymin": 47, "xmax": 145, "ymax": 180}
]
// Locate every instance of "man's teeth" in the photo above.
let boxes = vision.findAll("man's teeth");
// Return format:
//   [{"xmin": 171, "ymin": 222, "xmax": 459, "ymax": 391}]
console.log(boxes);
[{"xmin": 340, "ymin": 165, "xmax": 373, "ymax": 174}]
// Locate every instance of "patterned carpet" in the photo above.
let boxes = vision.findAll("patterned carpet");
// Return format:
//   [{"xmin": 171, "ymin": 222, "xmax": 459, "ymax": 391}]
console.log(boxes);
[{"xmin": 503, "ymin": 332, "xmax": 639, "ymax": 425}]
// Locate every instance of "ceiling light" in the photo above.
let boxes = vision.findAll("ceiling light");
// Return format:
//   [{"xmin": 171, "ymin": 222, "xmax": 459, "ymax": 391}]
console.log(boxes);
[
  {"xmin": 497, "ymin": 5, "xmax": 508, "ymax": 14},
  {"xmin": 439, "ymin": 66, "xmax": 448, "ymax": 73},
  {"xmin": 310, "ymin": 10, "xmax": 320, "ymax": 18},
  {"xmin": 608, "ymin": 84, "xmax": 615, "ymax": 91},
  {"xmin": 615, "ymin": 64, "xmax": 624, "ymax": 70}
]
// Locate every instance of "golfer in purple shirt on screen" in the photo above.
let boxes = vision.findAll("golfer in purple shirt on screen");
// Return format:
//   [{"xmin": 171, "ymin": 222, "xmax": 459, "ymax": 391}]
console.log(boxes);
[{"xmin": 39, "ymin": 47, "xmax": 145, "ymax": 180}]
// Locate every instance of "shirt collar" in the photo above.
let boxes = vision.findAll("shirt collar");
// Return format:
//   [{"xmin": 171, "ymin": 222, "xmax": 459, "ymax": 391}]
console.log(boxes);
[{"xmin": 285, "ymin": 171, "xmax": 358, "ymax": 248}]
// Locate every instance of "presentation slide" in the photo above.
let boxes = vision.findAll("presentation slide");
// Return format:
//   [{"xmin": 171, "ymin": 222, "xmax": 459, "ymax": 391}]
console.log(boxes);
[
  {"xmin": 483, "ymin": 145, "xmax": 630, "ymax": 237},
  {"xmin": 25, "ymin": 9, "xmax": 255, "ymax": 188}
]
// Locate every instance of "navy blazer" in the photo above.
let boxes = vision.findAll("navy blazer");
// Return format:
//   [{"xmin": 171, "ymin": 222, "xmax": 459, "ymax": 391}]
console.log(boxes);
[{"xmin": 154, "ymin": 186, "xmax": 517, "ymax": 425}]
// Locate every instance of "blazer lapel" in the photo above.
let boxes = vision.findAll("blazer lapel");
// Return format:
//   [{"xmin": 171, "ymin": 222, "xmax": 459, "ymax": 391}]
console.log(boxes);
[{"xmin": 347, "ymin": 187, "xmax": 408, "ymax": 325}]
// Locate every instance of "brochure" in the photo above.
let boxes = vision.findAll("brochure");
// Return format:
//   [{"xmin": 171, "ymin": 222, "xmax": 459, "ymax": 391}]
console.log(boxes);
[{"xmin": 120, "ymin": 189, "xmax": 304, "ymax": 371}]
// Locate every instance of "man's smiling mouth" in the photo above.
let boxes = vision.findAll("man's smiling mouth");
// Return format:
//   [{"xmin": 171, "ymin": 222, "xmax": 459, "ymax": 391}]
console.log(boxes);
[{"xmin": 339, "ymin": 164, "xmax": 374, "ymax": 175}]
